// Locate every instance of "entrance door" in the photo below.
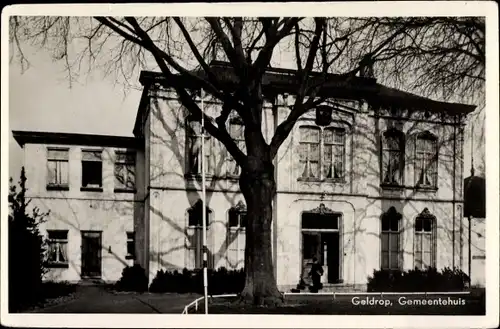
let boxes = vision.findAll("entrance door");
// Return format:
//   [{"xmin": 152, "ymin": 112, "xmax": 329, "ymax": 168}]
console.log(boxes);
[
  {"xmin": 323, "ymin": 232, "xmax": 340, "ymax": 283},
  {"xmin": 302, "ymin": 232, "xmax": 321, "ymax": 285},
  {"xmin": 301, "ymin": 211, "xmax": 341, "ymax": 285},
  {"xmin": 81, "ymin": 231, "xmax": 102, "ymax": 278}
]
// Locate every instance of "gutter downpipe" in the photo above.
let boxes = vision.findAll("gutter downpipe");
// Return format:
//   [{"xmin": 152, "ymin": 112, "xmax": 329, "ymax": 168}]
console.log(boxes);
[{"xmin": 452, "ymin": 116, "xmax": 458, "ymax": 269}]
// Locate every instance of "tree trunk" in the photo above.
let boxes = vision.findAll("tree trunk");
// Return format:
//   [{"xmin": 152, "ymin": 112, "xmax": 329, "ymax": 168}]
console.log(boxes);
[{"xmin": 238, "ymin": 155, "xmax": 284, "ymax": 306}]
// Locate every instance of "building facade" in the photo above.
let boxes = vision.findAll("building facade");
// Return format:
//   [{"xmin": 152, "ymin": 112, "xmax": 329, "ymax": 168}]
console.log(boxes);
[{"xmin": 13, "ymin": 62, "xmax": 477, "ymax": 290}]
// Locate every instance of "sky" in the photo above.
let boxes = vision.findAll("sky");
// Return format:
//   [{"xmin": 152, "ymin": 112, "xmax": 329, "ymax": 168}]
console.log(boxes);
[
  {"xmin": 8, "ymin": 30, "xmax": 484, "ymax": 181},
  {"xmin": 8, "ymin": 44, "xmax": 142, "ymax": 178}
]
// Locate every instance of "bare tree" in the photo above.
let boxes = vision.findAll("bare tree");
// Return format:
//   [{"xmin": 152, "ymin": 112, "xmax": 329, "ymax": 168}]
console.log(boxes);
[{"xmin": 9, "ymin": 15, "xmax": 485, "ymax": 305}]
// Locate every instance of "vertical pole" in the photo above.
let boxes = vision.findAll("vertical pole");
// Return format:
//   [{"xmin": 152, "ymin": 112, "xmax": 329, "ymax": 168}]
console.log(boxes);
[
  {"xmin": 201, "ymin": 88, "xmax": 208, "ymax": 314},
  {"xmin": 468, "ymin": 216, "xmax": 472, "ymax": 286}
]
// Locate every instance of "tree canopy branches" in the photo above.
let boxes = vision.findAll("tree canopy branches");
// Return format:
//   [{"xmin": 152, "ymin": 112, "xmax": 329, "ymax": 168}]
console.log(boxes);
[{"xmin": 10, "ymin": 16, "xmax": 485, "ymax": 164}]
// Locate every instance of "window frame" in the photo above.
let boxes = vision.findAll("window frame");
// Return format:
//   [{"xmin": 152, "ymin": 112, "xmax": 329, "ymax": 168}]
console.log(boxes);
[
  {"xmin": 80, "ymin": 149, "xmax": 103, "ymax": 192},
  {"xmin": 226, "ymin": 201, "xmax": 247, "ymax": 269},
  {"xmin": 47, "ymin": 229, "xmax": 69, "ymax": 268},
  {"xmin": 185, "ymin": 117, "xmax": 214, "ymax": 178},
  {"xmin": 46, "ymin": 147, "xmax": 70, "ymax": 191},
  {"xmin": 414, "ymin": 131, "xmax": 439, "ymax": 190},
  {"xmin": 226, "ymin": 117, "xmax": 246, "ymax": 178},
  {"xmin": 187, "ymin": 200, "xmax": 211, "ymax": 228},
  {"xmin": 414, "ymin": 208, "xmax": 437, "ymax": 269},
  {"xmin": 298, "ymin": 125, "xmax": 347, "ymax": 182},
  {"xmin": 380, "ymin": 129, "xmax": 405, "ymax": 188},
  {"xmin": 185, "ymin": 200, "xmax": 213, "ymax": 269},
  {"xmin": 114, "ymin": 151, "xmax": 136, "ymax": 193},
  {"xmin": 380, "ymin": 207, "xmax": 402, "ymax": 270}
]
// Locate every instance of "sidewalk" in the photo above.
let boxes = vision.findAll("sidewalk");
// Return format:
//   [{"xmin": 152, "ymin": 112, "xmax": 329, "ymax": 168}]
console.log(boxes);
[{"xmin": 31, "ymin": 285, "xmax": 201, "ymax": 314}]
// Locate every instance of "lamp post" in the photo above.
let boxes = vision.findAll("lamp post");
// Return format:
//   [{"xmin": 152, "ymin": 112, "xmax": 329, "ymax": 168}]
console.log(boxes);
[{"xmin": 200, "ymin": 88, "xmax": 208, "ymax": 314}]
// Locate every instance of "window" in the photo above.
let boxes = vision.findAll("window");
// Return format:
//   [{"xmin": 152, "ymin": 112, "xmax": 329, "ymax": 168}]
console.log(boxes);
[
  {"xmin": 188, "ymin": 200, "xmax": 211, "ymax": 227},
  {"xmin": 415, "ymin": 132, "xmax": 438, "ymax": 188},
  {"xmin": 324, "ymin": 128, "xmax": 346, "ymax": 179},
  {"xmin": 126, "ymin": 232, "xmax": 135, "ymax": 260},
  {"xmin": 382, "ymin": 129, "xmax": 405, "ymax": 186},
  {"xmin": 226, "ymin": 119, "xmax": 245, "ymax": 177},
  {"xmin": 299, "ymin": 126, "xmax": 345, "ymax": 180},
  {"xmin": 380, "ymin": 207, "xmax": 401, "ymax": 270},
  {"xmin": 47, "ymin": 230, "xmax": 68, "ymax": 267},
  {"xmin": 115, "ymin": 152, "xmax": 136, "ymax": 192},
  {"xmin": 227, "ymin": 201, "xmax": 247, "ymax": 269},
  {"xmin": 186, "ymin": 118, "xmax": 213, "ymax": 176},
  {"xmin": 47, "ymin": 148, "xmax": 69, "ymax": 190},
  {"xmin": 81, "ymin": 150, "xmax": 102, "ymax": 190},
  {"xmin": 414, "ymin": 208, "xmax": 436, "ymax": 269},
  {"xmin": 186, "ymin": 200, "xmax": 212, "ymax": 269}
]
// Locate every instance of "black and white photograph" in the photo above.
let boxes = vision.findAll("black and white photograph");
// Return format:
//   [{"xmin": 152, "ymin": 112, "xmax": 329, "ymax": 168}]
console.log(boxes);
[{"xmin": 1, "ymin": 2, "xmax": 498, "ymax": 328}]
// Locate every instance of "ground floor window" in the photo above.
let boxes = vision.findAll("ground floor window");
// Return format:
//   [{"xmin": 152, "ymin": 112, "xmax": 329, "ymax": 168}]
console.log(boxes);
[
  {"xmin": 380, "ymin": 207, "xmax": 402, "ymax": 270},
  {"xmin": 414, "ymin": 208, "xmax": 436, "ymax": 269},
  {"xmin": 226, "ymin": 201, "xmax": 247, "ymax": 269},
  {"xmin": 186, "ymin": 200, "xmax": 212, "ymax": 269},
  {"xmin": 47, "ymin": 230, "xmax": 68, "ymax": 267}
]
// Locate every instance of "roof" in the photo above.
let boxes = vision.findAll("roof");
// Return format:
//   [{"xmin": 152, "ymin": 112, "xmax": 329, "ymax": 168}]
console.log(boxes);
[
  {"xmin": 463, "ymin": 175, "xmax": 486, "ymax": 218},
  {"xmin": 138, "ymin": 60, "xmax": 476, "ymax": 113},
  {"xmin": 12, "ymin": 130, "xmax": 141, "ymax": 149}
]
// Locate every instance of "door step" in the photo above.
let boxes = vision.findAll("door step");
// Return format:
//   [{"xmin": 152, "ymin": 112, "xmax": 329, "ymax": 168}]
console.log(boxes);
[{"xmin": 291, "ymin": 284, "xmax": 365, "ymax": 293}]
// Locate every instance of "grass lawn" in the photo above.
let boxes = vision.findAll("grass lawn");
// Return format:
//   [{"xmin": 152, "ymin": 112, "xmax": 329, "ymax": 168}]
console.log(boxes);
[{"xmin": 195, "ymin": 291, "xmax": 485, "ymax": 315}]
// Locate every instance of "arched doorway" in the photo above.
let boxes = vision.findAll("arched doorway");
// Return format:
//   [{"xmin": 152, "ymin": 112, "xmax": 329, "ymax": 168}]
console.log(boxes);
[{"xmin": 301, "ymin": 203, "xmax": 342, "ymax": 285}]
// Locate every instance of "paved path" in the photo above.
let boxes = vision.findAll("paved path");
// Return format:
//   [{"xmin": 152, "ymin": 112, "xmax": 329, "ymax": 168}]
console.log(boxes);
[{"xmin": 31, "ymin": 285, "xmax": 201, "ymax": 314}]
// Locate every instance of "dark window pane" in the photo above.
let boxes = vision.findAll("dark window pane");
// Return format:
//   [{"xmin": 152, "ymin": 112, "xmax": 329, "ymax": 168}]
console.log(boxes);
[
  {"xmin": 240, "ymin": 213, "xmax": 247, "ymax": 228},
  {"xmin": 381, "ymin": 216, "xmax": 390, "ymax": 231},
  {"xmin": 423, "ymin": 218, "xmax": 432, "ymax": 232},
  {"xmin": 188, "ymin": 212, "xmax": 198, "ymax": 226},
  {"xmin": 188, "ymin": 202, "xmax": 210, "ymax": 227},
  {"xmin": 302, "ymin": 213, "xmax": 338, "ymax": 230},
  {"xmin": 48, "ymin": 230, "xmax": 68, "ymax": 240},
  {"xmin": 390, "ymin": 217, "xmax": 399, "ymax": 231},
  {"xmin": 82, "ymin": 161, "xmax": 102, "ymax": 187},
  {"xmin": 415, "ymin": 218, "xmax": 423, "ymax": 232},
  {"xmin": 228, "ymin": 211, "xmax": 239, "ymax": 227}
]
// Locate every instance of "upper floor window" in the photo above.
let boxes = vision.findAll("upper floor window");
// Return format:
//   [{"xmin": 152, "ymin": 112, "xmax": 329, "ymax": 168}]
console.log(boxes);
[
  {"xmin": 415, "ymin": 132, "xmax": 438, "ymax": 188},
  {"xmin": 186, "ymin": 118, "xmax": 214, "ymax": 176},
  {"xmin": 414, "ymin": 208, "xmax": 436, "ymax": 269},
  {"xmin": 47, "ymin": 230, "xmax": 68, "ymax": 268},
  {"xmin": 226, "ymin": 119, "xmax": 245, "ymax": 177},
  {"xmin": 382, "ymin": 129, "xmax": 405, "ymax": 186},
  {"xmin": 47, "ymin": 148, "xmax": 69, "ymax": 190},
  {"xmin": 81, "ymin": 150, "xmax": 102, "ymax": 190},
  {"xmin": 114, "ymin": 151, "xmax": 136, "ymax": 192},
  {"xmin": 299, "ymin": 126, "xmax": 345, "ymax": 180},
  {"xmin": 380, "ymin": 207, "xmax": 401, "ymax": 270}
]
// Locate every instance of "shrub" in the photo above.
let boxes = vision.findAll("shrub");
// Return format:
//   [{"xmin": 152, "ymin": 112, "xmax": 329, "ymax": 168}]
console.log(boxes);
[
  {"xmin": 8, "ymin": 168, "xmax": 50, "ymax": 312},
  {"xmin": 149, "ymin": 267, "xmax": 245, "ymax": 294},
  {"xmin": 367, "ymin": 267, "xmax": 470, "ymax": 292},
  {"xmin": 115, "ymin": 264, "xmax": 148, "ymax": 292}
]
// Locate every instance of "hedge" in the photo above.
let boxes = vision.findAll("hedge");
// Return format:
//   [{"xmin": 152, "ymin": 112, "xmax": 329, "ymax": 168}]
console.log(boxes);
[{"xmin": 367, "ymin": 267, "xmax": 470, "ymax": 292}]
